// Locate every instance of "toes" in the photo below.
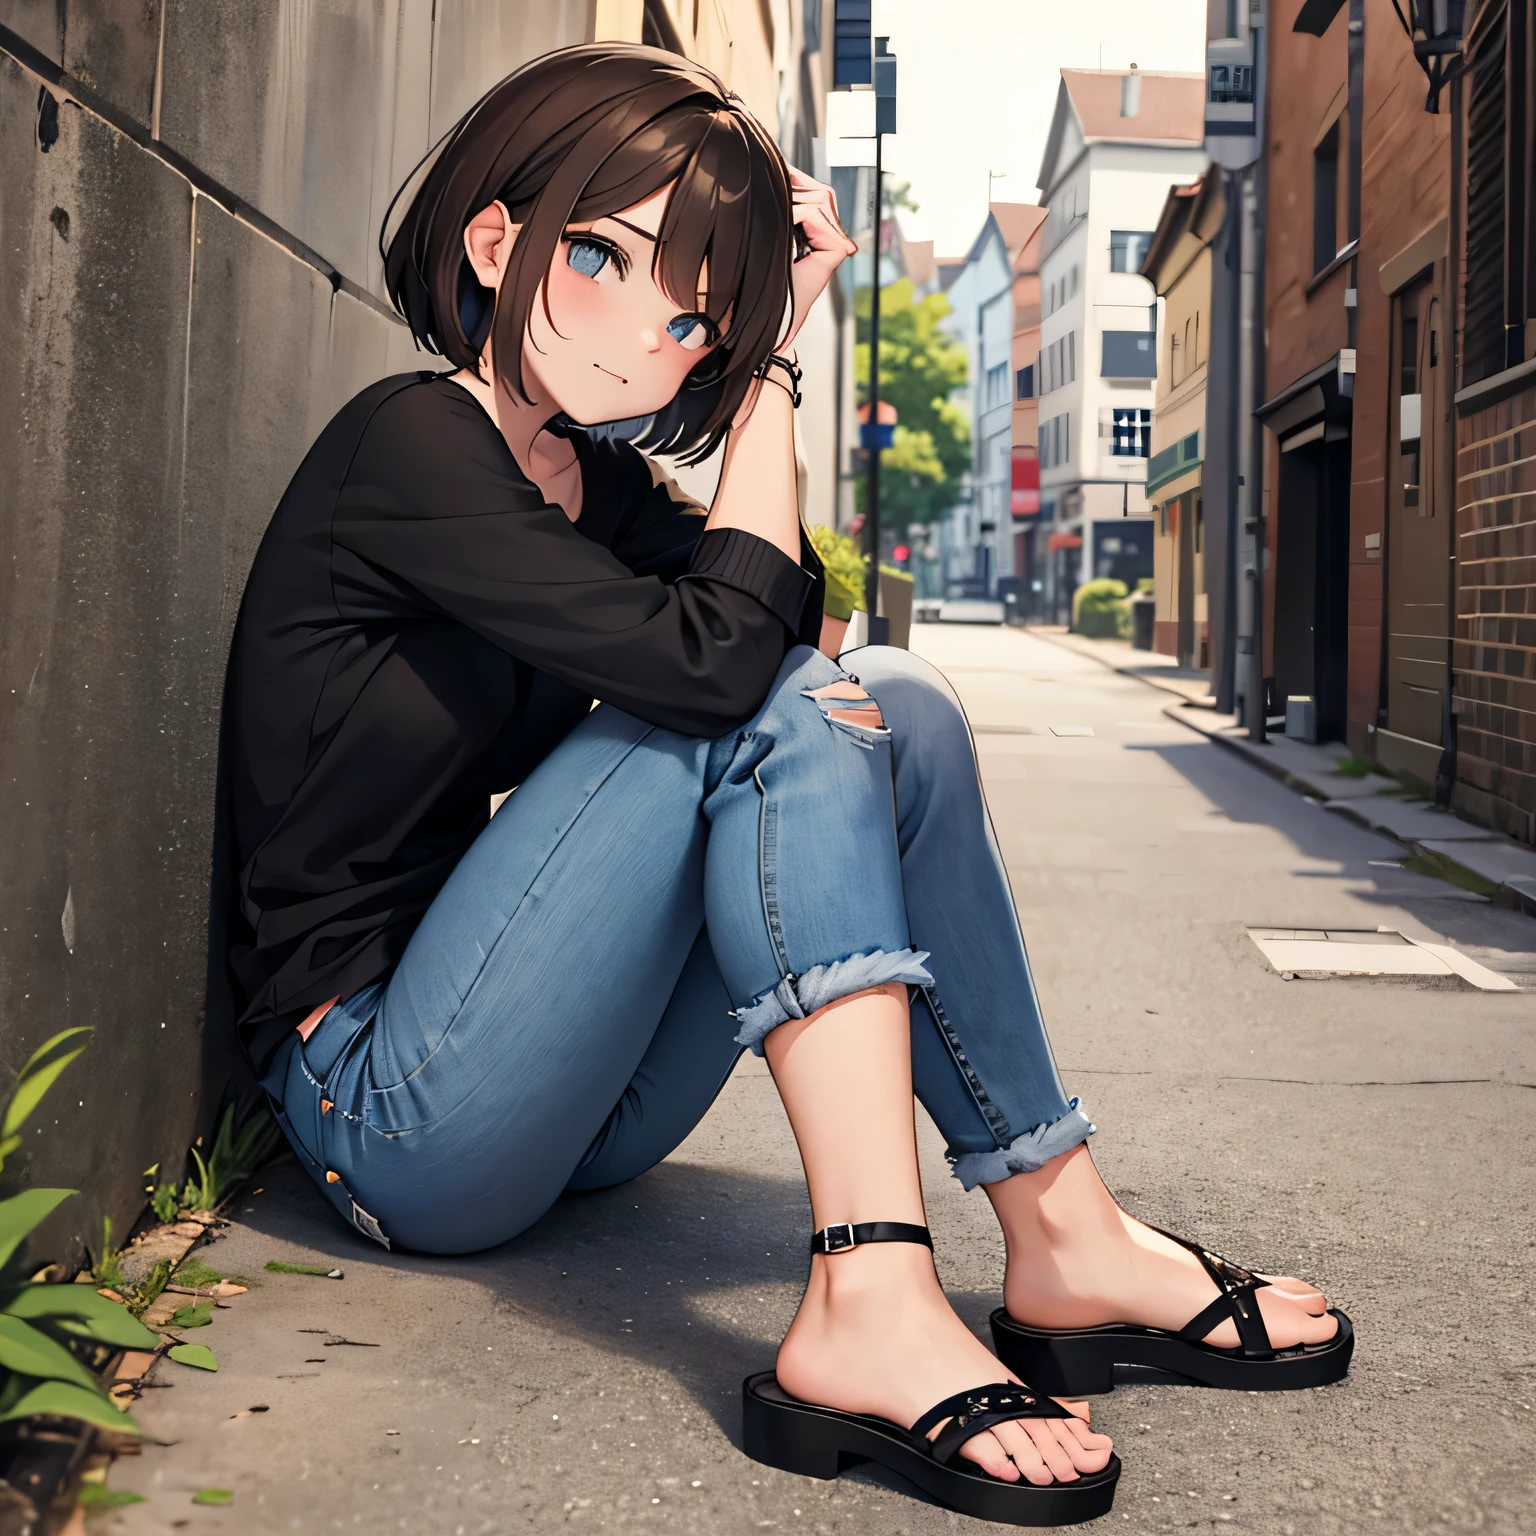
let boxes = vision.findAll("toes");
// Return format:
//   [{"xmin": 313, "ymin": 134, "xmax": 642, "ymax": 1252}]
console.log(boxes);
[
  {"xmin": 1019, "ymin": 1418, "xmax": 1080, "ymax": 1483},
  {"xmin": 1261, "ymin": 1273, "xmax": 1328, "ymax": 1312},
  {"xmin": 1053, "ymin": 1396, "xmax": 1091, "ymax": 1424},
  {"xmin": 958, "ymin": 1430, "xmax": 1022, "ymax": 1483},
  {"xmin": 1059, "ymin": 1417, "xmax": 1115, "ymax": 1472},
  {"xmin": 1256, "ymin": 1288, "xmax": 1339, "ymax": 1347},
  {"xmin": 991, "ymin": 1423, "xmax": 1060, "ymax": 1486}
]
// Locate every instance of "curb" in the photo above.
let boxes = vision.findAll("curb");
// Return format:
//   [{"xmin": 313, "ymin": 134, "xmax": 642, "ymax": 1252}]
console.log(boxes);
[
  {"xmin": 1022, "ymin": 626, "xmax": 1536, "ymax": 920},
  {"xmin": 1162, "ymin": 700, "xmax": 1536, "ymax": 921}
]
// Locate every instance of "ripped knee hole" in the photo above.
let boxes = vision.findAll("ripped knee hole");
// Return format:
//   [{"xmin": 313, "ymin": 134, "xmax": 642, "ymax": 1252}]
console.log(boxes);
[{"xmin": 806, "ymin": 680, "xmax": 885, "ymax": 731}]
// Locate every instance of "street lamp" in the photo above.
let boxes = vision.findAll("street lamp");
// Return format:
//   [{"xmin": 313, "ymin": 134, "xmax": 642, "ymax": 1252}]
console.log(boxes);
[
  {"xmin": 1391, "ymin": 0, "xmax": 1466, "ymax": 112},
  {"xmin": 860, "ymin": 36, "xmax": 898, "ymax": 641}
]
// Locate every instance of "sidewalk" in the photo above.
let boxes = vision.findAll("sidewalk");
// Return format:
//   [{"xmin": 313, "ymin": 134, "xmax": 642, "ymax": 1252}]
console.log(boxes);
[{"xmin": 1032, "ymin": 625, "xmax": 1536, "ymax": 918}]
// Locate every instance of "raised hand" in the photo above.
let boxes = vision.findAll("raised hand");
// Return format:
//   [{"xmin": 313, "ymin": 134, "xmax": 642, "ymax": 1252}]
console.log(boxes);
[{"xmin": 781, "ymin": 168, "xmax": 859, "ymax": 352}]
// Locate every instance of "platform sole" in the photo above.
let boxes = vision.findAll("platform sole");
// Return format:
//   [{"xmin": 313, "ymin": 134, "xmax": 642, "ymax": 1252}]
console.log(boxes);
[
  {"xmin": 742, "ymin": 1373, "xmax": 1119, "ymax": 1527},
  {"xmin": 989, "ymin": 1307, "xmax": 1355, "ymax": 1395}
]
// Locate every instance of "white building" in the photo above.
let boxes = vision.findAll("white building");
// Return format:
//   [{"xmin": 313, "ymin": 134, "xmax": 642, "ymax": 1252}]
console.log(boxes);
[
  {"xmin": 1034, "ymin": 67, "xmax": 1206, "ymax": 617},
  {"xmin": 939, "ymin": 204, "xmax": 1045, "ymax": 597}
]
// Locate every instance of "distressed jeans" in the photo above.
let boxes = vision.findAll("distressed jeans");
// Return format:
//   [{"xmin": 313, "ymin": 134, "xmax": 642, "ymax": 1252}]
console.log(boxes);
[{"xmin": 262, "ymin": 645, "xmax": 1093, "ymax": 1254}]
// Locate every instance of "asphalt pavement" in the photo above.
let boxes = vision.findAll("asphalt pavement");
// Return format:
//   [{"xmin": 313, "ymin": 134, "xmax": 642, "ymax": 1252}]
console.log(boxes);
[{"xmin": 106, "ymin": 624, "xmax": 1536, "ymax": 1535}]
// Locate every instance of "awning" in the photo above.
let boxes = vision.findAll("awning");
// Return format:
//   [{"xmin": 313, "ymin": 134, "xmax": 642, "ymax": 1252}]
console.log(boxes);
[
  {"xmin": 1011, "ymin": 448, "xmax": 1040, "ymax": 518},
  {"xmin": 1047, "ymin": 532, "xmax": 1083, "ymax": 553}
]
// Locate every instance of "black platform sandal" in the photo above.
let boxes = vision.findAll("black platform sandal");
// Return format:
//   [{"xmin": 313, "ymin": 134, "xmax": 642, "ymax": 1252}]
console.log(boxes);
[
  {"xmin": 990, "ymin": 1223, "xmax": 1354, "ymax": 1395},
  {"xmin": 742, "ymin": 1222, "xmax": 1120, "ymax": 1526}
]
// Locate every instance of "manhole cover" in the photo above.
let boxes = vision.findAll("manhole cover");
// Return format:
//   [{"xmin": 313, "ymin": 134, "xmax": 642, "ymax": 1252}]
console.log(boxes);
[{"xmin": 1246, "ymin": 928, "xmax": 1517, "ymax": 990}]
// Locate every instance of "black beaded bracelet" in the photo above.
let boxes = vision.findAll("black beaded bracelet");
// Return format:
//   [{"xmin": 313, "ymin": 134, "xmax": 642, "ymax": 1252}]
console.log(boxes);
[{"xmin": 756, "ymin": 352, "xmax": 803, "ymax": 407}]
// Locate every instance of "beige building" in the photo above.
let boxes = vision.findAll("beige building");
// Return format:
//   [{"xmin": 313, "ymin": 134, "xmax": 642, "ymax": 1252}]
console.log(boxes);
[{"xmin": 1141, "ymin": 174, "xmax": 1224, "ymax": 667}]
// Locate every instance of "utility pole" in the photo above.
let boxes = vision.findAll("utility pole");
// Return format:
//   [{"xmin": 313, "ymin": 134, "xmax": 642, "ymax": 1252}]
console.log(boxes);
[
  {"xmin": 865, "ymin": 122, "xmax": 887, "ymax": 639},
  {"xmin": 862, "ymin": 37, "xmax": 898, "ymax": 643}
]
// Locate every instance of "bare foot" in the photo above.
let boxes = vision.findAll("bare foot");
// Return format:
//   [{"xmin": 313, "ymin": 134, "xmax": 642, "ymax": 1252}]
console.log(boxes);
[
  {"xmin": 987, "ymin": 1146, "xmax": 1339, "ymax": 1351},
  {"xmin": 776, "ymin": 1241, "xmax": 1114, "ymax": 1487}
]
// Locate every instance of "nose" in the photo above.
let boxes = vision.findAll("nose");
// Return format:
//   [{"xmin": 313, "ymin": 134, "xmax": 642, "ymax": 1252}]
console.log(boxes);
[{"xmin": 639, "ymin": 327, "xmax": 662, "ymax": 353}]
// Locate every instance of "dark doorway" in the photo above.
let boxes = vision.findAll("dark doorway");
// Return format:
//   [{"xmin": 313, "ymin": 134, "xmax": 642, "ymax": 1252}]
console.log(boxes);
[
  {"xmin": 1273, "ymin": 432, "xmax": 1351, "ymax": 739},
  {"xmin": 1092, "ymin": 519, "xmax": 1154, "ymax": 589}
]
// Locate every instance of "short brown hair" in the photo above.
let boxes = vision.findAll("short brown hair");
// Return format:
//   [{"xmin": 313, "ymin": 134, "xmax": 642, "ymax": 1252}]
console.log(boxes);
[{"xmin": 382, "ymin": 44, "xmax": 793, "ymax": 464}]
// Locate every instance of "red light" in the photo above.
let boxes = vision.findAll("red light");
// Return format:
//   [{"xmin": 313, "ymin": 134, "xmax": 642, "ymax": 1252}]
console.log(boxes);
[{"xmin": 892, "ymin": 544, "xmax": 910, "ymax": 562}]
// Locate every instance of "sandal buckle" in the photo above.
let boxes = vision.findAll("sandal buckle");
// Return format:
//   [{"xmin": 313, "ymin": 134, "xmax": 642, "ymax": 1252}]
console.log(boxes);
[{"xmin": 822, "ymin": 1222, "xmax": 857, "ymax": 1254}]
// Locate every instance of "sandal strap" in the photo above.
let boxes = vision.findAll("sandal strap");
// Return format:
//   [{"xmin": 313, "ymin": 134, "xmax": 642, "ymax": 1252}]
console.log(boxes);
[
  {"xmin": 910, "ymin": 1382, "xmax": 1073, "ymax": 1467},
  {"xmin": 1149, "ymin": 1222, "xmax": 1275, "ymax": 1358},
  {"xmin": 809, "ymin": 1221, "xmax": 933, "ymax": 1256}
]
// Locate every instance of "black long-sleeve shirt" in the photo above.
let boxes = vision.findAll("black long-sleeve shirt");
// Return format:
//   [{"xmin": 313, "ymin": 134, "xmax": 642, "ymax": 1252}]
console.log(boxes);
[{"xmin": 226, "ymin": 372, "xmax": 821, "ymax": 1074}]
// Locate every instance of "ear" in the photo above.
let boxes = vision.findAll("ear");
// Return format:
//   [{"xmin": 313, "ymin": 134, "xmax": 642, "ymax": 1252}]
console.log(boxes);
[{"xmin": 463, "ymin": 200, "xmax": 518, "ymax": 290}]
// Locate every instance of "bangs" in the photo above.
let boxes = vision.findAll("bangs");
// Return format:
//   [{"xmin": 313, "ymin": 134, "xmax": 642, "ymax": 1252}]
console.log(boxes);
[{"xmin": 382, "ymin": 45, "xmax": 794, "ymax": 465}]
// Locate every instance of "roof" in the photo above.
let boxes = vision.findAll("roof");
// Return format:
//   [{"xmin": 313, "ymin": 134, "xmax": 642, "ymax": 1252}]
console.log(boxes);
[
  {"xmin": 1061, "ymin": 69, "xmax": 1204, "ymax": 144},
  {"xmin": 935, "ymin": 256, "xmax": 967, "ymax": 293},
  {"xmin": 990, "ymin": 202, "xmax": 1048, "ymax": 259},
  {"xmin": 901, "ymin": 236, "xmax": 935, "ymax": 289},
  {"xmin": 1037, "ymin": 68, "xmax": 1205, "ymax": 195},
  {"xmin": 960, "ymin": 202, "xmax": 1047, "ymax": 269},
  {"xmin": 1140, "ymin": 173, "xmax": 1226, "ymax": 292}
]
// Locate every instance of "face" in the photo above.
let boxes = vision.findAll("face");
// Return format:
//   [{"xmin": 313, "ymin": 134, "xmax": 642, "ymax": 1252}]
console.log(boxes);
[{"xmin": 472, "ymin": 185, "xmax": 725, "ymax": 425}]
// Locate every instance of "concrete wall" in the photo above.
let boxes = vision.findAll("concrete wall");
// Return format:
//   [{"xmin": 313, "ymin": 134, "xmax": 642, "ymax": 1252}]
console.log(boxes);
[{"xmin": 0, "ymin": 3, "xmax": 589, "ymax": 1262}]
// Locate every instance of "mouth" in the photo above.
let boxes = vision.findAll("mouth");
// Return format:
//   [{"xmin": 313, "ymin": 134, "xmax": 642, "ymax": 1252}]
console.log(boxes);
[{"xmin": 593, "ymin": 363, "xmax": 628, "ymax": 384}]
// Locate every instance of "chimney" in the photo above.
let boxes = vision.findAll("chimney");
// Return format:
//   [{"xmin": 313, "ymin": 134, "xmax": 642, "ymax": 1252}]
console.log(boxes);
[{"xmin": 1121, "ymin": 64, "xmax": 1141, "ymax": 118}]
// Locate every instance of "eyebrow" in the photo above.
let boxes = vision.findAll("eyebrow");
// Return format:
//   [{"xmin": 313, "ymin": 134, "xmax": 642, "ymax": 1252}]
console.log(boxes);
[{"xmin": 603, "ymin": 215, "xmax": 658, "ymax": 243}]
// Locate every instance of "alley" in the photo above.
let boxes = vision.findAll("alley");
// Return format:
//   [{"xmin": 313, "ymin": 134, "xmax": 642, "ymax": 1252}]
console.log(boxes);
[{"xmin": 107, "ymin": 627, "xmax": 1535, "ymax": 1535}]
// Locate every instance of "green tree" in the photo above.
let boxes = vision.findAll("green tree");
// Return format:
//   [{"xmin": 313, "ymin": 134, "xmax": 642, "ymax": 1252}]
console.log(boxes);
[{"xmin": 854, "ymin": 277, "xmax": 970, "ymax": 527}]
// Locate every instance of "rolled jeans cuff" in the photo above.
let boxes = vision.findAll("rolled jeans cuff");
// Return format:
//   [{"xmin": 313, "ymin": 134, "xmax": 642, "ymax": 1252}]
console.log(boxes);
[
  {"xmin": 731, "ymin": 947, "xmax": 934, "ymax": 1055},
  {"xmin": 949, "ymin": 1097, "xmax": 1096, "ymax": 1191}
]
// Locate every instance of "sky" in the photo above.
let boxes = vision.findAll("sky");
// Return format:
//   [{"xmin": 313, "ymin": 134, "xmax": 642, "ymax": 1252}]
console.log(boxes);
[{"xmin": 871, "ymin": 0, "xmax": 1209, "ymax": 257}]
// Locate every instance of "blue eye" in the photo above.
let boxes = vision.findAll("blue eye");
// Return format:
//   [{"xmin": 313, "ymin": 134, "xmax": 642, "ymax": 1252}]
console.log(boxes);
[
  {"xmin": 666, "ymin": 313, "xmax": 720, "ymax": 352},
  {"xmin": 566, "ymin": 236, "xmax": 618, "ymax": 279}
]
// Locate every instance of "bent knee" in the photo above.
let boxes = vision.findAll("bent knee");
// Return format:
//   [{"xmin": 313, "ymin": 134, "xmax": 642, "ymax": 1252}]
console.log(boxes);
[{"xmin": 806, "ymin": 679, "xmax": 886, "ymax": 732}]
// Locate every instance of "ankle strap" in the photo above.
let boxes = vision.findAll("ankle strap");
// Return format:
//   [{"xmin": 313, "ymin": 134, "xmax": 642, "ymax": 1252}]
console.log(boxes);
[{"xmin": 810, "ymin": 1221, "xmax": 933, "ymax": 1256}]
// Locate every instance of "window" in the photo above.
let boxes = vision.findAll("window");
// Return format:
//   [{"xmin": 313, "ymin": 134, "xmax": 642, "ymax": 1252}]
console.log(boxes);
[
  {"xmin": 1102, "ymin": 330, "xmax": 1158, "ymax": 377},
  {"xmin": 1313, "ymin": 119, "xmax": 1340, "ymax": 274},
  {"xmin": 1110, "ymin": 408, "xmax": 1151, "ymax": 458},
  {"xmin": 1041, "ymin": 412, "xmax": 1071, "ymax": 468},
  {"xmin": 1016, "ymin": 364, "xmax": 1036, "ymax": 399},
  {"xmin": 1040, "ymin": 333, "xmax": 1077, "ymax": 393},
  {"xmin": 1463, "ymin": 0, "xmax": 1532, "ymax": 384},
  {"xmin": 986, "ymin": 361, "xmax": 1009, "ymax": 409},
  {"xmin": 1109, "ymin": 231, "xmax": 1153, "ymax": 273}
]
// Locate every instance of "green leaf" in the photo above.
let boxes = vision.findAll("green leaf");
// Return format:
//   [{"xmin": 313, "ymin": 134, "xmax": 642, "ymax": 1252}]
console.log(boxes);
[
  {"xmin": 0, "ymin": 1376, "xmax": 137, "ymax": 1435},
  {"xmin": 0, "ymin": 1189, "xmax": 75, "ymax": 1271},
  {"xmin": 0, "ymin": 1313, "xmax": 99, "ymax": 1391},
  {"xmin": 78, "ymin": 1485, "xmax": 146, "ymax": 1509},
  {"xmin": 3, "ymin": 1285, "xmax": 159, "ymax": 1349},
  {"xmin": 168, "ymin": 1302, "xmax": 212, "ymax": 1329},
  {"xmin": 167, "ymin": 1343, "xmax": 217, "ymax": 1371},
  {"xmin": 192, "ymin": 1488, "xmax": 233, "ymax": 1506},
  {"xmin": 2, "ymin": 1029, "xmax": 93, "ymax": 1142},
  {"xmin": 0, "ymin": 1134, "xmax": 20, "ymax": 1172}
]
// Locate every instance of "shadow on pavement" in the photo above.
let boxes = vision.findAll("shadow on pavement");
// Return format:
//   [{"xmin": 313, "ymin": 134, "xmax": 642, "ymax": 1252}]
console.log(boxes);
[{"xmin": 1134, "ymin": 738, "xmax": 1536, "ymax": 972}]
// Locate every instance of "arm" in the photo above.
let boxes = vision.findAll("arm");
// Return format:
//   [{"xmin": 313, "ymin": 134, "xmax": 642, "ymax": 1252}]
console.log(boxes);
[
  {"xmin": 333, "ymin": 386, "xmax": 812, "ymax": 737},
  {"xmin": 706, "ymin": 170, "xmax": 856, "ymax": 566}
]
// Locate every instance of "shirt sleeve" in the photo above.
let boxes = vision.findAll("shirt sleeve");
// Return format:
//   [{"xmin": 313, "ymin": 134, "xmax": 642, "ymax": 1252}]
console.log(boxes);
[
  {"xmin": 330, "ymin": 383, "xmax": 815, "ymax": 737},
  {"xmin": 606, "ymin": 453, "xmax": 829, "ymax": 651}
]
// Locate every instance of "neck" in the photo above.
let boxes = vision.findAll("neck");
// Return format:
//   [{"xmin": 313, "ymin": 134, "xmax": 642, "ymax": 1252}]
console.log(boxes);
[{"xmin": 449, "ymin": 348, "xmax": 563, "ymax": 480}]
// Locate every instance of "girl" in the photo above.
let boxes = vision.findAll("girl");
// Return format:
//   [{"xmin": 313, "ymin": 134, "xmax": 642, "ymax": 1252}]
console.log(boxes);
[{"xmin": 225, "ymin": 44, "xmax": 1347, "ymax": 1526}]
